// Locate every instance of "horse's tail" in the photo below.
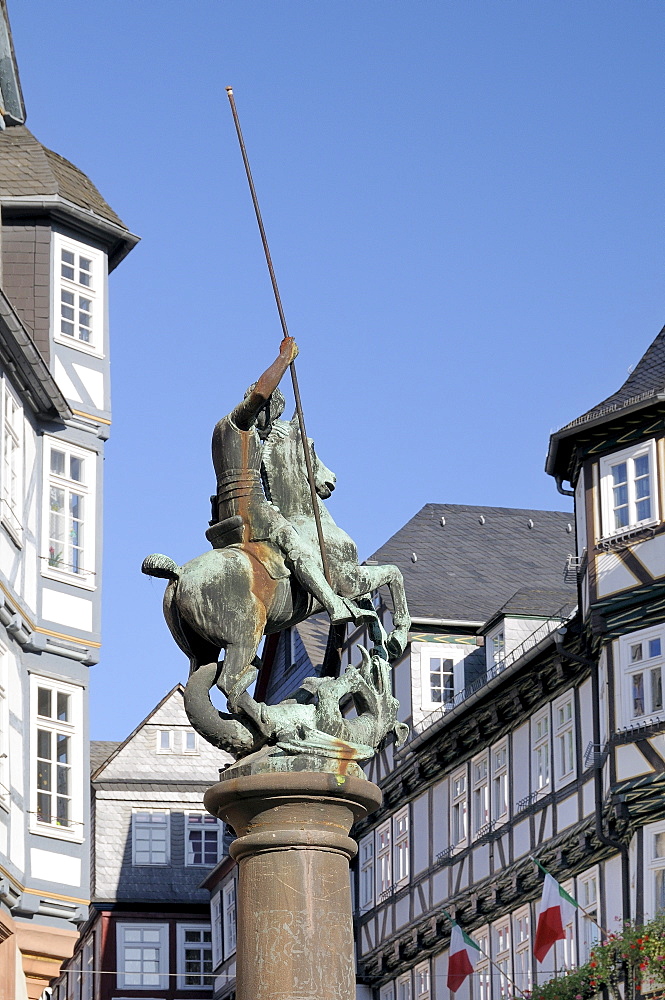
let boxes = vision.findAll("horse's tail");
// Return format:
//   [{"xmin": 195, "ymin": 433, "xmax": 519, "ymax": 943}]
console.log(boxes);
[
  {"xmin": 184, "ymin": 662, "xmax": 256, "ymax": 755},
  {"xmin": 142, "ymin": 553, "xmax": 181, "ymax": 580}
]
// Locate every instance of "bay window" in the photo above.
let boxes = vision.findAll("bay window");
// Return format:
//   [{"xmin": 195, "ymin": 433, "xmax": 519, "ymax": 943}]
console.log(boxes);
[
  {"xmin": 1, "ymin": 379, "xmax": 22, "ymax": 536},
  {"xmin": 622, "ymin": 627, "xmax": 665, "ymax": 725},
  {"xmin": 54, "ymin": 233, "xmax": 104, "ymax": 355}
]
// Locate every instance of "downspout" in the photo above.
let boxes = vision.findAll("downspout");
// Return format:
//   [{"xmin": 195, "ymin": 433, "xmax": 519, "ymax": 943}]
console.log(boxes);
[
  {"xmin": 554, "ymin": 631, "xmax": 630, "ymax": 922},
  {"xmin": 555, "ymin": 474, "xmax": 575, "ymax": 498}
]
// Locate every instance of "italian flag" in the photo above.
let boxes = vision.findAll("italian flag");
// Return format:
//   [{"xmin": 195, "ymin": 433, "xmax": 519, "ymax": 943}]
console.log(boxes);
[
  {"xmin": 533, "ymin": 873, "xmax": 578, "ymax": 963},
  {"xmin": 447, "ymin": 921, "xmax": 481, "ymax": 992}
]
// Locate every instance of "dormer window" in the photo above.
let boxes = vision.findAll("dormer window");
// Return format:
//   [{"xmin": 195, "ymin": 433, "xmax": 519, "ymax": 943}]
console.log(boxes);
[
  {"xmin": 53, "ymin": 233, "xmax": 105, "ymax": 356},
  {"xmin": 599, "ymin": 440, "xmax": 658, "ymax": 538}
]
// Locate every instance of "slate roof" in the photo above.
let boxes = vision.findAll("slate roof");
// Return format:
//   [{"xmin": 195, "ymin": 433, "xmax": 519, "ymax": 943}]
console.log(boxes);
[
  {"xmin": 296, "ymin": 613, "xmax": 328, "ymax": 669},
  {"xmin": 90, "ymin": 741, "xmax": 121, "ymax": 776},
  {"xmin": 547, "ymin": 323, "xmax": 665, "ymax": 479},
  {"xmin": 490, "ymin": 586, "xmax": 577, "ymax": 622},
  {"xmin": 0, "ymin": 125, "xmax": 127, "ymax": 228},
  {"xmin": 368, "ymin": 504, "xmax": 575, "ymax": 624}
]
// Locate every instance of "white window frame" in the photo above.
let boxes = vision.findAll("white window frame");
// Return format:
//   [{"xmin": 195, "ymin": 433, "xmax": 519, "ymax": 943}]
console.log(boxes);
[
  {"xmin": 397, "ymin": 972, "xmax": 412, "ymax": 1000},
  {"xmin": 182, "ymin": 729, "xmax": 199, "ymax": 754},
  {"xmin": 116, "ymin": 922, "xmax": 168, "ymax": 990},
  {"xmin": 645, "ymin": 818, "xmax": 665, "ymax": 919},
  {"xmin": 0, "ymin": 645, "xmax": 8, "ymax": 810},
  {"xmin": 487, "ymin": 624, "xmax": 506, "ymax": 672},
  {"xmin": 156, "ymin": 729, "xmax": 173, "ymax": 753},
  {"xmin": 576, "ymin": 866, "xmax": 599, "ymax": 962},
  {"xmin": 222, "ymin": 877, "xmax": 237, "ymax": 958},
  {"xmin": 554, "ymin": 878, "xmax": 576, "ymax": 971},
  {"xmin": 491, "ymin": 739, "xmax": 509, "ymax": 826},
  {"xmin": 450, "ymin": 765, "xmax": 468, "ymax": 850},
  {"xmin": 532, "ymin": 707, "xmax": 551, "ymax": 794},
  {"xmin": 42, "ymin": 435, "xmax": 96, "ymax": 590},
  {"xmin": 380, "ymin": 984, "xmax": 396, "ymax": 1000},
  {"xmin": 414, "ymin": 960, "xmax": 430, "ymax": 999},
  {"xmin": 474, "ymin": 926, "xmax": 491, "ymax": 1000},
  {"xmin": 513, "ymin": 905, "xmax": 531, "ymax": 993},
  {"xmin": 553, "ymin": 692, "xmax": 576, "ymax": 785},
  {"xmin": 492, "ymin": 916, "xmax": 511, "ymax": 999},
  {"xmin": 176, "ymin": 922, "xmax": 213, "ymax": 989},
  {"xmin": 358, "ymin": 832, "xmax": 375, "ymax": 912},
  {"xmin": 621, "ymin": 625, "xmax": 665, "ymax": 727},
  {"xmin": 393, "ymin": 807, "xmax": 409, "ymax": 886},
  {"xmin": 1, "ymin": 377, "xmax": 23, "ymax": 541},
  {"xmin": 185, "ymin": 812, "xmax": 220, "ymax": 867},
  {"xmin": 30, "ymin": 673, "xmax": 83, "ymax": 842},
  {"xmin": 210, "ymin": 892, "xmax": 223, "ymax": 968},
  {"xmin": 81, "ymin": 934, "xmax": 94, "ymax": 1000},
  {"xmin": 599, "ymin": 438, "xmax": 659, "ymax": 538},
  {"xmin": 376, "ymin": 819, "xmax": 392, "ymax": 899},
  {"xmin": 131, "ymin": 810, "xmax": 170, "ymax": 866},
  {"xmin": 471, "ymin": 751, "xmax": 490, "ymax": 838},
  {"xmin": 417, "ymin": 642, "xmax": 471, "ymax": 711},
  {"xmin": 53, "ymin": 232, "xmax": 105, "ymax": 357}
]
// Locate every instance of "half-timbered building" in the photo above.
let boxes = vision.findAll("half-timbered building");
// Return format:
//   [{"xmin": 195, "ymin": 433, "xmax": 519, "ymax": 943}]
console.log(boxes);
[
  {"xmin": 0, "ymin": 3, "xmax": 137, "ymax": 995},
  {"xmin": 245, "ymin": 324, "xmax": 665, "ymax": 1000}
]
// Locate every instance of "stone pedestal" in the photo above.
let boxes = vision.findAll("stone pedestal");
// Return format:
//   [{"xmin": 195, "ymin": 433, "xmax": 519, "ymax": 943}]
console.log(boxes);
[{"xmin": 204, "ymin": 768, "xmax": 382, "ymax": 1000}]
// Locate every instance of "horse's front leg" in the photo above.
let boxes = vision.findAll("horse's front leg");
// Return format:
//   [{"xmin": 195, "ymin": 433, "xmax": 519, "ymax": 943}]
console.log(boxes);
[
  {"xmin": 218, "ymin": 645, "xmax": 274, "ymax": 738},
  {"xmin": 344, "ymin": 564, "xmax": 411, "ymax": 660}
]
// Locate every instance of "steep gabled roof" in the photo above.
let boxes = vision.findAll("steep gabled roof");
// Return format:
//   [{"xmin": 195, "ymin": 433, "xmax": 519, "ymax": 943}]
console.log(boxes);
[
  {"xmin": 368, "ymin": 504, "xmax": 575, "ymax": 624},
  {"xmin": 90, "ymin": 684, "xmax": 184, "ymax": 780},
  {"xmin": 90, "ymin": 740, "xmax": 121, "ymax": 776},
  {"xmin": 546, "ymin": 323, "xmax": 665, "ymax": 481}
]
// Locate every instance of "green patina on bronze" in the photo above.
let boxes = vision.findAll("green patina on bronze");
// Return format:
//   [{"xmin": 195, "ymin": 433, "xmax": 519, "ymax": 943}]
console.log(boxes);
[{"xmin": 143, "ymin": 341, "xmax": 411, "ymax": 767}]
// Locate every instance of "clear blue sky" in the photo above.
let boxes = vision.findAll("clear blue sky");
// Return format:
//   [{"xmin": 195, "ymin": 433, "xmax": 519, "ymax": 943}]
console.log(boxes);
[{"xmin": 10, "ymin": 1, "xmax": 665, "ymax": 739}]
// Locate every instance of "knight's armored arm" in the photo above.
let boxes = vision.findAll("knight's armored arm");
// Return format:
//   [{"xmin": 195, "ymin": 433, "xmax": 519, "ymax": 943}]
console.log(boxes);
[{"xmin": 231, "ymin": 338, "xmax": 299, "ymax": 430}]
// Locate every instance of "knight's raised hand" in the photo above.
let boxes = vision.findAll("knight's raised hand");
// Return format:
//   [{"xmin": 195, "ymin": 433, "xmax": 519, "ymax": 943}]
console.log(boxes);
[{"xmin": 280, "ymin": 336, "xmax": 299, "ymax": 363}]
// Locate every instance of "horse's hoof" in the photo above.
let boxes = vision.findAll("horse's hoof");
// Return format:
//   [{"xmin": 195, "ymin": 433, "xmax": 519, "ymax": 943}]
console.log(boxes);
[{"xmin": 386, "ymin": 629, "xmax": 408, "ymax": 661}]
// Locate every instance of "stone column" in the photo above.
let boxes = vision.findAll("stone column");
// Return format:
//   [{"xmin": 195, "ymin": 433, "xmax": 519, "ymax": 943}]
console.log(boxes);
[{"xmin": 205, "ymin": 768, "xmax": 381, "ymax": 1000}]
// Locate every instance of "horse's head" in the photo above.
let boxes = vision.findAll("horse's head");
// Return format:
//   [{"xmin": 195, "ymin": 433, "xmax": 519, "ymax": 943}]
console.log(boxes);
[{"xmin": 311, "ymin": 440, "xmax": 336, "ymax": 499}]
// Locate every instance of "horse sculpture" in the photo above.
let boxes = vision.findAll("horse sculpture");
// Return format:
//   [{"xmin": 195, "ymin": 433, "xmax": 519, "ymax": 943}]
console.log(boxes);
[{"xmin": 142, "ymin": 416, "xmax": 410, "ymax": 756}]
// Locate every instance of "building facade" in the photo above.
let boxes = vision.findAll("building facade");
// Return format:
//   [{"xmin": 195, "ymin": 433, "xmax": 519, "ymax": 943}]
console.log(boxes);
[
  {"xmin": 206, "ymin": 324, "xmax": 665, "ymax": 1000},
  {"xmin": 51, "ymin": 686, "xmax": 233, "ymax": 1000},
  {"xmin": 0, "ymin": 3, "xmax": 137, "ymax": 994}
]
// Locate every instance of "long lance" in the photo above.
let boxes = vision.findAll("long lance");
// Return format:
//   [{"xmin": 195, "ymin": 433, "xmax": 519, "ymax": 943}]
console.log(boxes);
[{"xmin": 225, "ymin": 86, "xmax": 332, "ymax": 586}]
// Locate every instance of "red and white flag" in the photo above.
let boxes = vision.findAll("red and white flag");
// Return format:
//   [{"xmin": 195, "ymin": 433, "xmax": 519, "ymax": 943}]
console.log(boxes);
[
  {"xmin": 533, "ymin": 873, "xmax": 578, "ymax": 963},
  {"xmin": 447, "ymin": 921, "xmax": 482, "ymax": 992}
]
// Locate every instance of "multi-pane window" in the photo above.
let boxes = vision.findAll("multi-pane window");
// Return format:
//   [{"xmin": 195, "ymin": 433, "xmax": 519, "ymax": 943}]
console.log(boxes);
[
  {"xmin": 600, "ymin": 440, "xmax": 658, "ymax": 536},
  {"xmin": 554, "ymin": 694, "xmax": 576, "ymax": 782},
  {"xmin": 132, "ymin": 811, "xmax": 169, "ymax": 865},
  {"xmin": 380, "ymin": 985, "xmax": 396, "ymax": 1000},
  {"xmin": 0, "ymin": 647, "xmax": 7, "ymax": 808},
  {"xmin": 493, "ymin": 918, "xmax": 511, "ymax": 998},
  {"xmin": 376, "ymin": 820, "xmax": 392, "ymax": 898},
  {"xmin": 46, "ymin": 440, "xmax": 93, "ymax": 580},
  {"xmin": 397, "ymin": 973, "xmax": 412, "ymax": 1000},
  {"xmin": 414, "ymin": 961, "xmax": 430, "ymax": 1000},
  {"xmin": 451, "ymin": 767, "xmax": 468, "ymax": 848},
  {"xmin": 359, "ymin": 833, "xmax": 375, "ymax": 911},
  {"xmin": 492, "ymin": 742, "xmax": 509, "ymax": 824},
  {"xmin": 490, "ymin": 630, "xmax": 505, "ymax": 669},
  {"xmin": 186, "ymin": 813, "xmax": 220, "ymax": 866},
  {"xmin": 532, "ymin": 709, "xmax": 550, "ymax": 792},
  {"xmin": 1, "ymin": 381, "xmax": 22, "ymax": 532},
  {"xmin": 35, "ymin": 683, "xmax": 74, "ymax": 829},
  {"xmin": 210, "ymin": 893, "xmax": 223, "ymax": 967},
  {"xmin": 394, "ymin": 808, "xmax": 410, "ymax": 885},
  {"xmin": 223, "ymin": 879, "xmax": 237, "ymax": 957},
  {"xmin": 117, "ymin": 923, "xmax": 168, "ymax": 989},
  {"xmin": 472, "ymin": 753, "xmax": 489, "ymax": 836},
  {"xmin": 513, "ymin": 908, "xmax": 531, "ymax": 992},
  {"xmin": 475, "ymin": 927, "xmax": 491, "ymax": 1000},
  {"xmin": 624, "ymin": 630, "xmax": 664, "ymax": 723},
  {"xmin": 577, "ymin": 869, "xmax": 599, "ymax": 961},
  {"xmin": 649, "ymin": 825, "xmax": 665, "ymax": 917},
  {"xmin": 55, "ymin": 235, "xmax": 103, "ymax": 353},
  {"xmin": 429, "ymin": 656, "xmax": 454, "ymax": 704},
  {"xmin": 177, "ymin": 924, "xmax": 213, "ymax": 988},
  {"xmin": 555, "ymin": 879, "xmax": 577, "ymax": 970}
]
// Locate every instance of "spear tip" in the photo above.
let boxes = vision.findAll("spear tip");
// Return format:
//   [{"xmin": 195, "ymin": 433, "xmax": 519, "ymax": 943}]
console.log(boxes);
[{"xmin": 226, "ymin": 86, "xmax": 234, "ymax": 95}]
